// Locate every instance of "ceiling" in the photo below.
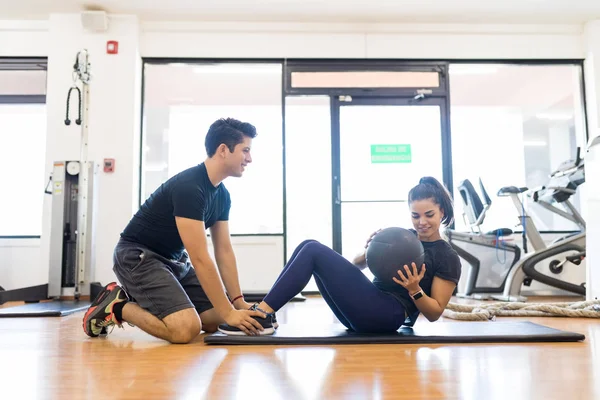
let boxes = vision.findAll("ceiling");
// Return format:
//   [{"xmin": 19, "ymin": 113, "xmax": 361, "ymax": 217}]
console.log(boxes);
[{"xmin": 2, "ymin": 0, "xmax": 600, "ymax": 24}]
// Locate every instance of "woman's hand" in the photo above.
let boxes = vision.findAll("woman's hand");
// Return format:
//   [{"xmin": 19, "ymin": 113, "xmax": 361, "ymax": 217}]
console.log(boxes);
[
  {"xmin": 365, "ymin": 229, "xmax": 381, "ymax": 249},
  {"xmin": 393, "ymin": 262, "xmax": 426, "ymax": 294},
  {"xmin": 353, "ymin": 229, "xmax": 381, "ymax": 269}
]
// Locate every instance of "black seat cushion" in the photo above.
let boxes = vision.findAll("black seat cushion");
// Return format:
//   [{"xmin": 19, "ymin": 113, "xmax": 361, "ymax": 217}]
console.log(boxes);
[
  {"xmin": 486, "ymin": 228, "xmax": 513, "ymax": 236},
  {"xmin": 497, "ymin": 186, "xmax": 528, "ymax": 196}
]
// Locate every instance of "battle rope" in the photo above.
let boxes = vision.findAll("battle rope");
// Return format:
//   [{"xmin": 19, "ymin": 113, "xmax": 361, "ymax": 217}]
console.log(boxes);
[{"xmin": 443, "ymin": 300, "xmax": 600, "ymax": 321}]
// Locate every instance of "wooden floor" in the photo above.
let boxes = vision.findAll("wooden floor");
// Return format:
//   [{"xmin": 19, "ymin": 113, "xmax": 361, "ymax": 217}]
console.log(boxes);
[{"xmin": 0, "ymin": 295, "xmax": 598, "ymax": 400}]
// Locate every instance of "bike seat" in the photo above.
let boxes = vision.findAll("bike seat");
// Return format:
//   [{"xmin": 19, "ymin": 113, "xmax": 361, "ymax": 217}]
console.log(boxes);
[
  {"xmin": 497, "ymin": 186, "xmax": 528, "ymax": 196},
  {"xmin": 486, "ymin": 228, "xmax": 514, "ymax": 236}
]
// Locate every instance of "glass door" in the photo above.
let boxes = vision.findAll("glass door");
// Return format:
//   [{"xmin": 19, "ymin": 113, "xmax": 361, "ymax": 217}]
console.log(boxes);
[{"xmin": 332, "ymin": 97, "xmax": 448, "ymax": 262}]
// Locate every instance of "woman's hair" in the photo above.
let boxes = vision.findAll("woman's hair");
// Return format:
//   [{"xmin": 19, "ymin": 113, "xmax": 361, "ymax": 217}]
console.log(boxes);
[{"xmin": 408, "ymin": 176, "xmax": 454, "ymax": 226}]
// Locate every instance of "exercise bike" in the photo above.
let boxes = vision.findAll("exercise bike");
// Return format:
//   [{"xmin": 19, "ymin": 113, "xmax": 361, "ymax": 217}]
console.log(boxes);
[
  {"xmin": 447, "ymin": 178, "xmax": 524, "ymax": 300},
  {"xmin": 493, "ymin": 148, "xmax": 586, "ymax": 301},
  {"xmin": 449, "ymin": 149, "xmax": 586, "ymax": 301}
]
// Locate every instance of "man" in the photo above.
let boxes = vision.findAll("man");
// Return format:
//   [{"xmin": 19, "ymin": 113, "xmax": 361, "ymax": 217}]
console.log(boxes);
[{"xmin": 83, "ymin": 118, "xmax": 275, "ymax": 343}]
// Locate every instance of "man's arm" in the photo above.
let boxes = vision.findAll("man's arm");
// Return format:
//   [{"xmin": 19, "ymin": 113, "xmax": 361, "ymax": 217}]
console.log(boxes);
[
  {"xmin": 209, "ymin": 221, "xmax": 247, "ymax": 309},
  {"xmin": 175, "ymin": 216, "xmax": 234, "ymax": 318}
]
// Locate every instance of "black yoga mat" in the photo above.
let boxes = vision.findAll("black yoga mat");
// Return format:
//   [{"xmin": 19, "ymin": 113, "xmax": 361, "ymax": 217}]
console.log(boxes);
[
  {"xmin": 0, "ymin": 300, "xmax": 90, "ymax": 317},
  {"xmin": 204, "ymin": 321, "xmax": 585, "ymax": 345}
]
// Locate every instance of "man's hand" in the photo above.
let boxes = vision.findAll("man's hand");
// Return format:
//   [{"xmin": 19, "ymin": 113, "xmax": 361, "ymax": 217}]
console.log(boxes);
[{"xmin": 224, "ymin": 309, "xmax": 267, "ymax": 336}]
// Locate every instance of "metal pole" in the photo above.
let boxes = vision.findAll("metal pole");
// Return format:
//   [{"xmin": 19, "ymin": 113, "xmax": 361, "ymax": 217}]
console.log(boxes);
[{"xmin": 74, "ymin": 50, "xmax": 91, "ymax": 299}]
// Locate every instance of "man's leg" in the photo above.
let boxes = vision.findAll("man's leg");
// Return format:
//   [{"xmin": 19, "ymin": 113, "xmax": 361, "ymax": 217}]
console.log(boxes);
[
  {"xmin": 120, "ymin": 303, "xmax": 200, "ymax": 344},
  {"xmin": 83, "ymin": 243, "xmax": 201, "ymax": 344},
  {"xmin": 176, "ymin": 265, "xmax": 222, "ymax": 333}
]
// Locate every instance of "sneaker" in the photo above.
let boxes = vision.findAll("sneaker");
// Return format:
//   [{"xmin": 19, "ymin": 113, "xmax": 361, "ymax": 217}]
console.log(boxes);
[
  {"xmin": 250, "ymin": 303, "xmax": 279, "ymax": 329},
  {"xmin": 218, "ymin": 313, "xmax": 276, "ymax": 336},
  {"xmin": 82, "ymin": 282, "xmax": 128, "ymax": 337}
]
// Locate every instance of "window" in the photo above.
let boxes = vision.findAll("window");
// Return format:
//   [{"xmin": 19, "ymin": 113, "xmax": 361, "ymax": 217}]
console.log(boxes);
[
  {"xmin": 290, "ymin": 71, "xmax": 440, "ymax": 88},
  {"xmin": 0, "ymin": 64, "xmax": 47, "ymax": 237},
  {"xmin": 449, "ymin": 63, "xmax": 587, "ymax": 233},
  {"xmin": 0, "ymin": 104, "xmax": 47, "ymax": 236},
  {"xmin": 141, "ymin": 62, "xmax": 284, "ymax": 234}
]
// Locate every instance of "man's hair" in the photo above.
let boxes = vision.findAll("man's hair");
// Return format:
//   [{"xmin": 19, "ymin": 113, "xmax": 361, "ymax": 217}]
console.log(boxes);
[{"xmin": 205, "ymin": 118, "xmax": 258, "ymax": 157}]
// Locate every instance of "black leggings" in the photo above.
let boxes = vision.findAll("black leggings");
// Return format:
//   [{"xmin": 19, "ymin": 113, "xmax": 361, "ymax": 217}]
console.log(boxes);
[{"xmin": 262, "ymin": 240, "xmax": 406, "ymax": 333}]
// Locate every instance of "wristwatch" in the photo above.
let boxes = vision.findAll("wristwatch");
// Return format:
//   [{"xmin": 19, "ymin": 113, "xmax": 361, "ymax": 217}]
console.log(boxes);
[{"xmin": 410, "ymin": 289, "xmax": 424, "ymax": 301}]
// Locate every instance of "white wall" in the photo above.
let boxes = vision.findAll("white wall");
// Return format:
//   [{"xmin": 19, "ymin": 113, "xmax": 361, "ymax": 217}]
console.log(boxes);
[
  {"xmin": 0, "ymin": 20, "xmax": 48, "ymax": 56},
  {"xmin": 0, "ymin": 16, "xmax": 598, "ymax": 298},
  {"xmin": 0, "ymin": 239, "xmax": 41, "ymax": 291},
  {"xmin": 39, "ymin": 14, "xmax": 142, "ymax": 292},
  {"xmin": 140, "ymin": 22, "xmax": 584, "ymax": 59}
]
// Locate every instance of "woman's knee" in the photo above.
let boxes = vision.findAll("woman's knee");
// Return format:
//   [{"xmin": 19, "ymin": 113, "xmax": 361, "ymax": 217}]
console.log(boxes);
[
  {"xmin": 301, "ymin": 240, "xmax": 330, "ymax": 253},
  {"xmin": 297, "ymin": 239, "xmax": 320, "ymax": 248}
]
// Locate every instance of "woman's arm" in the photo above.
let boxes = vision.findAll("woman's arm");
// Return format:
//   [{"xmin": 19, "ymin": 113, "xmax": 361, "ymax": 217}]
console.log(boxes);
[
  {"xmin": 352, "ymin": 252, "xmax": 368, "ymax": 270},
  {"xmin": 392, "ymin": 264, "xmax": 456, "ymax": 322},
  {"xmin": 409, "ymin": 277, "xmax": 456, "ymax": 322},
  {"xmin": 353, "ymin": 229, "xmax": 381, "ymax": 270}
]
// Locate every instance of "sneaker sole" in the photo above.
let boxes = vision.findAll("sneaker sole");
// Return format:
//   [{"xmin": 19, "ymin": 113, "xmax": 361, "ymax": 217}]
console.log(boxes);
[
  {"xmin": 218, "ymin": 326, "xmax": 275, "ymax": 336},
  {"xmin": 82, "ymin": 282, "xmax": 119, "ymax": 337}
]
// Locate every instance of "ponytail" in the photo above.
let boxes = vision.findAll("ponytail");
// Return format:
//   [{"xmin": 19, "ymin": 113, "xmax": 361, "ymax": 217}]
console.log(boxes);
[{"xmin": 408, "ymin": 176, "xmax": 454, "ymax": 226}]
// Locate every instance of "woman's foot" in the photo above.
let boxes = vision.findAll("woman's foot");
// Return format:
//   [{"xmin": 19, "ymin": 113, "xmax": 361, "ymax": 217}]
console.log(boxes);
[{"xmin": 251, "ymin": 303, "xmax": 278, "ymax": 328}]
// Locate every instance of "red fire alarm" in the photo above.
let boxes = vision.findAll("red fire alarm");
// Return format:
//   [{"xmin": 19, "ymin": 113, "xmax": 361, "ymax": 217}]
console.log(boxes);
[
  {"xmin": 107, "ymin": 40, "xmax": 119, "ymax": 54},
  {"xmin": 103, "ymin": 158, "xmax": 115, "ymax": 173}
]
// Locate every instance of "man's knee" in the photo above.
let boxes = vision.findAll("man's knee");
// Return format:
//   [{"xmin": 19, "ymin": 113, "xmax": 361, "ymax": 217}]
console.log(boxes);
[{"xmin": 164, "ymin": 309, "xmax": 202, "ymax": 344}]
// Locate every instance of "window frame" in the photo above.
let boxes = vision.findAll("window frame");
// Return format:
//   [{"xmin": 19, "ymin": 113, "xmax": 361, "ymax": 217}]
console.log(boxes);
[
  {"xmin": 139, "ymin": 57, "xmax": 590, "ymax": 261},
  {"xmin": 0, "ymin": 57, "xmax": 48, "ymax": 238},
  {"xmin": 447, "ymin": 59, "xmax": 589, "ymax": 234},
  {"xmin": 139, "ymin": 58, "xmax": 287, "ymax": 237}
]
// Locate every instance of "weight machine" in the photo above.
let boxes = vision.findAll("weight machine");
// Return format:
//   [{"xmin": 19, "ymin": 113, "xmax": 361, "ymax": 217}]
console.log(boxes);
[{"xmin": 0, "ymin": 50, "xmax": 103, "ymax": 317}]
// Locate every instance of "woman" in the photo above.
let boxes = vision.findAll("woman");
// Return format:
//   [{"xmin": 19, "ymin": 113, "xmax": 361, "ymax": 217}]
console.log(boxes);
[{"xmin": 219, "ymin": 176, "xmax": 462, "ymax": 335}]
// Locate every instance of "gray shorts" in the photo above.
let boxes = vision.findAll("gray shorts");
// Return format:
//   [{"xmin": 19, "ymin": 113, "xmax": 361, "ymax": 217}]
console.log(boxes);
[{"xmin": 112, "ymin": 238, "xmax": 214, "ymax": 319}]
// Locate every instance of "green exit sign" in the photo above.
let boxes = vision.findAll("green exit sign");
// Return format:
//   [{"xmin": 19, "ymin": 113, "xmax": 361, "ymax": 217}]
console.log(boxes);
[{"xmin": 370, "ymin": 144, "xmax": 412, "ymax": 163}]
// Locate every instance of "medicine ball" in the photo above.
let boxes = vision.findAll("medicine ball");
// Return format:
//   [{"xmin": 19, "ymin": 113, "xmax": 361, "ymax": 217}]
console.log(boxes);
[{"xmin": 365, "ymin": 227, "xmax": 425, "ymax": 283}]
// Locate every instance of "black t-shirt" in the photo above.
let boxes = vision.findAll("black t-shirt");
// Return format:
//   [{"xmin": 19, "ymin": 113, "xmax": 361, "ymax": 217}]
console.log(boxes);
[
  {"xmin": 121, "ymin": 163, "xmax": 231, "ymax": 260},
  {"xmin": 372, "ymin": 229, "xmax": 461, "ymax": 326}
]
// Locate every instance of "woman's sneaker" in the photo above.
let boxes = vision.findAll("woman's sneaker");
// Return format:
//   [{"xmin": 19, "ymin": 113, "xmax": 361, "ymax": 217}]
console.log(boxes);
[
  {"xmin": 250, "ymin": 303, "xmax": 279, "ymax": 328},
  {"xmin": 82, "ymin": 282, "xmax": 128, "ymax": 337}
]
